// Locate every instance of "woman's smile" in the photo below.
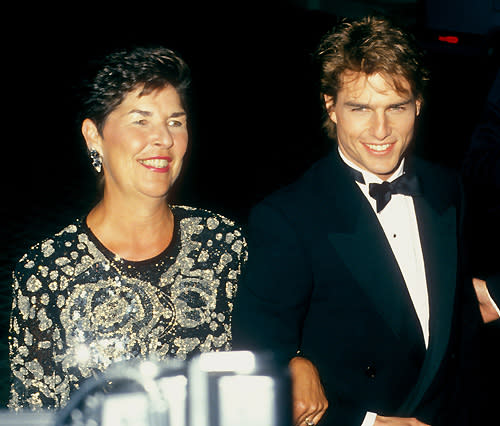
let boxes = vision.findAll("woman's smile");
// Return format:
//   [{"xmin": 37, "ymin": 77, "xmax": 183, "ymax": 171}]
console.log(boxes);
[{"xmin": 139, "ymin": 156, "xmax": 172, "ymax": 172}]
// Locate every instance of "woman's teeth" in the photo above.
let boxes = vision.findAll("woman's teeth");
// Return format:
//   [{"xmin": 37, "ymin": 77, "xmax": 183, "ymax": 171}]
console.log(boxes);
[{"xmin": 140, "ymin": 159, "xmax": 169, "ymax": 168}]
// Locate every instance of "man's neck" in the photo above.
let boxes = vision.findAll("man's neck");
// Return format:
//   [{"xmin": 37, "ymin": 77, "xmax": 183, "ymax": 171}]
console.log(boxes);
[{"xmin": 337, "ymin": 146, "xmax": 405, "ymax": 184}]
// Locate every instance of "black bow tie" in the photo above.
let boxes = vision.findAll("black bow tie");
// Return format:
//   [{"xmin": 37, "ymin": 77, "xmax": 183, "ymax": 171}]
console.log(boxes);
[{"xmin": 368, "ymin": 173, "xmax": 421, "ymax": 213}]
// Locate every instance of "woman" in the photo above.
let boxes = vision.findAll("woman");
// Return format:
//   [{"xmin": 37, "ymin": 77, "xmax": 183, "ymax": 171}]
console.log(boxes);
[{"xmin": 8, "ymin": 46, "xmax": 247, "ymax": 410}]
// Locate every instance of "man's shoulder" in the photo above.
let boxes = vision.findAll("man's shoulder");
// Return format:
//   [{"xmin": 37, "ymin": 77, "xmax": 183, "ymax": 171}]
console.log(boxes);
[
  {"xmin": 411, "ymin": 156, "xmax": 462, "ymax": 213},
  {"xmin": 247, "ymin": 153, "xmax": 348, "ymax": 232},
  {"xmin": 412, "ymin": 156, "xmax": 459, "ymax": 190},
  {"xmin": 413, "ymin": 155, "xmax": 456, "ymax": 175},
  {"xmin": 259, "ymin": 153, "xmax": 338, "ymax": 206}
]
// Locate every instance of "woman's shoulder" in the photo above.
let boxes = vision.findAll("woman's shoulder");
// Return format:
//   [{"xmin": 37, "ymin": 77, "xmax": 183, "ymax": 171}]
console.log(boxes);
[
  {"xmin": 171, "ymin": 204, "xmax": 243, "ymax": 233},
  {"xmin": 171, "ymin": 205, "xmax": 247, "ymax": 261},
  {"xmin": 13, "ymin": 219, "xmax": 86, "ymax": 278}
]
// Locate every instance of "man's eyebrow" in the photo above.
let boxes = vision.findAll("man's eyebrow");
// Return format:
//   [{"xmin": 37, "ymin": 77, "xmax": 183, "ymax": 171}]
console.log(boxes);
[
  {"xmin": 388, "ymin": 99, "xmax": 412, "ymax": 108},
  {"xmin": 169, "ymin": 111, "xmax": 187, "ymax": 118},
  {"xmin": 343, "ymin": 100, "xmax": 413, "ymax": 108},
  {"xmin": 344, "ymin": 101, "xmax": 370, "ymax": 108}
]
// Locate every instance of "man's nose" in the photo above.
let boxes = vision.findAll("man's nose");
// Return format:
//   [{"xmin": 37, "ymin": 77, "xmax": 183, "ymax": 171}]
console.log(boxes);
[{"xmin": 370, "ymin": 112, "xmax": 391, "ymax": 140}]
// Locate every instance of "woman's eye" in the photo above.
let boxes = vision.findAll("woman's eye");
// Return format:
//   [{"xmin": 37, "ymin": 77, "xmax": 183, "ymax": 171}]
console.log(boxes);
[
  {"xmin": 167, "ymin": 120, "xmax": 183, "ymax": 127},
  {"xmin": 134, "ymin": 119, "xmax": 148, "ymax": 125}
]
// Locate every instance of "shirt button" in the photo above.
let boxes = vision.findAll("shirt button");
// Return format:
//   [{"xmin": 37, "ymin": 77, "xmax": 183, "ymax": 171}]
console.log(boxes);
[{"xmin": 365, "ymin": 365, "xmax": 377, "ymax": 379}]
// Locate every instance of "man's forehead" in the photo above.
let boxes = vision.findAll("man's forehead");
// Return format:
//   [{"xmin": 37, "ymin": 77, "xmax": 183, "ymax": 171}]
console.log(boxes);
[{"xmin": 339, "ymin": 71, "xmax": 412, "ymax": 98}]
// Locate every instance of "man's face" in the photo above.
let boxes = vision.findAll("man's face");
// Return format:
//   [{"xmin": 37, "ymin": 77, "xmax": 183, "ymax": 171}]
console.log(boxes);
[{"xmin": 325, "ymin": 72, "xmax": 421, "ymax": 180}]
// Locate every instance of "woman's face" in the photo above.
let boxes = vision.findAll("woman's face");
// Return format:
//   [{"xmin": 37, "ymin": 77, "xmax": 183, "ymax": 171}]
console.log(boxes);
[{"xmin": 85, "ymin": 85, "xmax": 188, "ymax": 201}]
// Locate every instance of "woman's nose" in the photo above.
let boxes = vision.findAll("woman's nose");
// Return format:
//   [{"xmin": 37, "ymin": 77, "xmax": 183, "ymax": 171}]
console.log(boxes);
[{"xmin": 154, "ymin": 125, "xmax": 174, "ymax": 147}]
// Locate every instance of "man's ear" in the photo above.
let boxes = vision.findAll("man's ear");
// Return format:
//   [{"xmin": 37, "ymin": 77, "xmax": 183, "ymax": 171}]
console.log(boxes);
[
  {"xmin": 81, "ymin": 118, "xmax": 103, "ymax": 153},
  {"xmin": 323, "ymin": 94, "xmax": 337, "ymax": 124},
  {"xmin": 416, "ymin": 99, "xmax": 422, "ymax": 117}
]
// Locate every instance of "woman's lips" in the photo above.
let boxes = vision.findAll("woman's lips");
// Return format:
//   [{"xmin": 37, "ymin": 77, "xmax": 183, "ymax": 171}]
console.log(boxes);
[{"xmin": 139, "ymin": 156, "xmax": 172, "ymax": 172}]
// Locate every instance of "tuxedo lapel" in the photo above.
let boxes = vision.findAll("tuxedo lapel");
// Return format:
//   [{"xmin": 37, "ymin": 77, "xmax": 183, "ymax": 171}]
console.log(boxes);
[
  {"xmin": 323, "ymin": 153, "xmax": 425, "ymax": 350},
  {"xmin": 397, "ymin": 161, "xmax": 458, "ymax": 413}
]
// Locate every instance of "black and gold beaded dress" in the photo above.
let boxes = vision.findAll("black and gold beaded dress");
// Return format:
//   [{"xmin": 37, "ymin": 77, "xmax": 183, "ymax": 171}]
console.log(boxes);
[{"xmin": 8, "ymin": 205, "xmax": 247, "ymax": 410}]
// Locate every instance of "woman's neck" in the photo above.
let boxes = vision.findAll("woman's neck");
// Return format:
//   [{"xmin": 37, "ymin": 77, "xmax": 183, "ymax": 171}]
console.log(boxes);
[{"xmin": 86, "ymin": 195, "xmax": 175, "ymax": 261}]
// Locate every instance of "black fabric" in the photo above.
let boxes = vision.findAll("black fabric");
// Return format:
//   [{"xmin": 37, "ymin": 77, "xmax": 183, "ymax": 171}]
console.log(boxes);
[
  {"xmin": 233, "ymin": 150, "xmax": 480, "ymax": 426},
  {"xmin": 369, "ymin": 173, "xmax": 421, "ymax": 213}
]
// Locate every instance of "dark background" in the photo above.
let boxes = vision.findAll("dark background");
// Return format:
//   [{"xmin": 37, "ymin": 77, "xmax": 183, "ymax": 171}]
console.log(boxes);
[{"xmin": 1, "ymin": 0, "xmax": 498, "ymax": 408}]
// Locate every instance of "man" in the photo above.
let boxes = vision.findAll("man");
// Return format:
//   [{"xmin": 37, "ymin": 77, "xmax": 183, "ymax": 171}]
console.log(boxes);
[
  {"xmin": 232, "ymin": 16, "xmax": 481, "ymax": 426},
  {"xmin": 463, "ymin": 69, "xmax": 500, "ymax": 426},
  {"xmin": 463, "ymin": 69, "xmax": 500, "ymax": 319}
]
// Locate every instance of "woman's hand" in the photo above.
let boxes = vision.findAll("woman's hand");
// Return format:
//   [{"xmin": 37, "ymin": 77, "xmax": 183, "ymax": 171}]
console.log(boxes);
[{"xmin": 289, "ymin": 356, "xmax": 328, "ymax": 426}]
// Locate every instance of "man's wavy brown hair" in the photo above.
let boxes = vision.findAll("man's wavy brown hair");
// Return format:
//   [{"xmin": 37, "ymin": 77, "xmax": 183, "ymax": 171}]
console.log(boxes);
[{"xmin": 315, "ymin": 16, "xmax": 430, "ymax": 139}]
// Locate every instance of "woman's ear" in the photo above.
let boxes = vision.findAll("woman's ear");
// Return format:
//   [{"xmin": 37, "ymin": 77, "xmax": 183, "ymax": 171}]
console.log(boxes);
[
  {"xmin": 81, "ymin": 119, "xmax": 103, "ymax": 153},
  {"xmin": 323, "ymin": 94, "xmax": 337, "ymax": 124}
]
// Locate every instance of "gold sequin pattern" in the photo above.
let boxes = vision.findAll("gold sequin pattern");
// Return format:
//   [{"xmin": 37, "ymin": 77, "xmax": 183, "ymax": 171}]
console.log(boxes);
[{"xmin": 8, "ymin": 205, "xmax": 247, "ymax": 410}]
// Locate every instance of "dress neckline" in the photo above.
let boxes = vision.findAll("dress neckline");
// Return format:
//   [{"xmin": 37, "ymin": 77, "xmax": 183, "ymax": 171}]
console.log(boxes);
[{"xmin": 81, "ymin": 208, "xmax": 181, "ymax": 268}]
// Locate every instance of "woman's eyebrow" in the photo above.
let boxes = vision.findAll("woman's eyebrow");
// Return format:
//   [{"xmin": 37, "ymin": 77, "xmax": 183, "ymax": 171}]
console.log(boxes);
[
  {"xmin": 127, "ymin": 109, "xmax": 153, "ymax": 116},
  {"xmin": 127, "ymin": 110, "xmax": 186, "ymax": 117},
  {"xmin": 170, "ymin": 111, "xmax": 187, "ymax": 117}
]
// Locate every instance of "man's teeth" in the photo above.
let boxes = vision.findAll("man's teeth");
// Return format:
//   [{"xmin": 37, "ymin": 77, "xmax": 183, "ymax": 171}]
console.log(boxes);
[
  {"xmin": 366, "ymin": 143, "xmax": 391, "ymax": 151},
  {"xmin": 140, "ymin": 159, "xmax": 169, "ymax": 168}
]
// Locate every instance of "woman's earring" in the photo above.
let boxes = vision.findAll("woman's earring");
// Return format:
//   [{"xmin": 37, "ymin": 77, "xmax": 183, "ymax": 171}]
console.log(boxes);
[{"xmin": 89, "ymin": 149, "xmax": 102, "ymax": 173}]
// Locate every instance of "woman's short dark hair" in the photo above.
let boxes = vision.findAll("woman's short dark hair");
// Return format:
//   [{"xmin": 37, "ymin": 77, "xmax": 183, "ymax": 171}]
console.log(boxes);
[
  {"xmin": 81, "ymin": 46, "xmax": 191, "ymax": 135},
  {"xmin": 315, "ymin": 16, "xmax": 430, "ymax": 139}
]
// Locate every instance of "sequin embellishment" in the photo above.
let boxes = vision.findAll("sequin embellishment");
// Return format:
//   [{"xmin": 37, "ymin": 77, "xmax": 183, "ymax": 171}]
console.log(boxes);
[{"xmin": 8, "ymin": 206, "xmax": 247, "ymax": 410}]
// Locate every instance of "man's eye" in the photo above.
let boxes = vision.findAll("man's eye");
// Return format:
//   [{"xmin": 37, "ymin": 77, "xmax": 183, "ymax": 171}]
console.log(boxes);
[
  {"xmin": 352, "ymin": 107, "xmax": 369, "ymax": 112},
  {"xmin": 134, "ymin": 119, "xmax": 148, "ymax": 125}
]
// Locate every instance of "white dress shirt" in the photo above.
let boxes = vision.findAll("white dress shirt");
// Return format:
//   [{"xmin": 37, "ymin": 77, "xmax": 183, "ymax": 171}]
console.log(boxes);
[{"xmin": 338, "ymin": 150, "xmax": 430, "ymax": 426}]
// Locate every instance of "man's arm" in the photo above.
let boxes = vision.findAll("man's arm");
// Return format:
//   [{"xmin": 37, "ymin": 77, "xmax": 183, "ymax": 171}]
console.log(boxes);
[
  {"xmin": 232, "ymin": 202, "xmax": 313, "ymax": 356},
  {"xmin": 232, "ymin": 202, "xmax": 326, "ymax": 425}
]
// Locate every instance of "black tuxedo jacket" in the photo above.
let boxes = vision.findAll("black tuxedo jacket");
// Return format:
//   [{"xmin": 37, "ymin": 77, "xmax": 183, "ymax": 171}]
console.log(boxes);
[{"xmin": 233, "ymin": 150, "xmax": 480, "ymax": 426}]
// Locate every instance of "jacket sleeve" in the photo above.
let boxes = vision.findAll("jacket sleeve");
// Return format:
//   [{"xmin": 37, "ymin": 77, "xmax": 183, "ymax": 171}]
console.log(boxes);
[{"xmin": 232, "ymin": 201, "xmax": 313, "ymax": 362}]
